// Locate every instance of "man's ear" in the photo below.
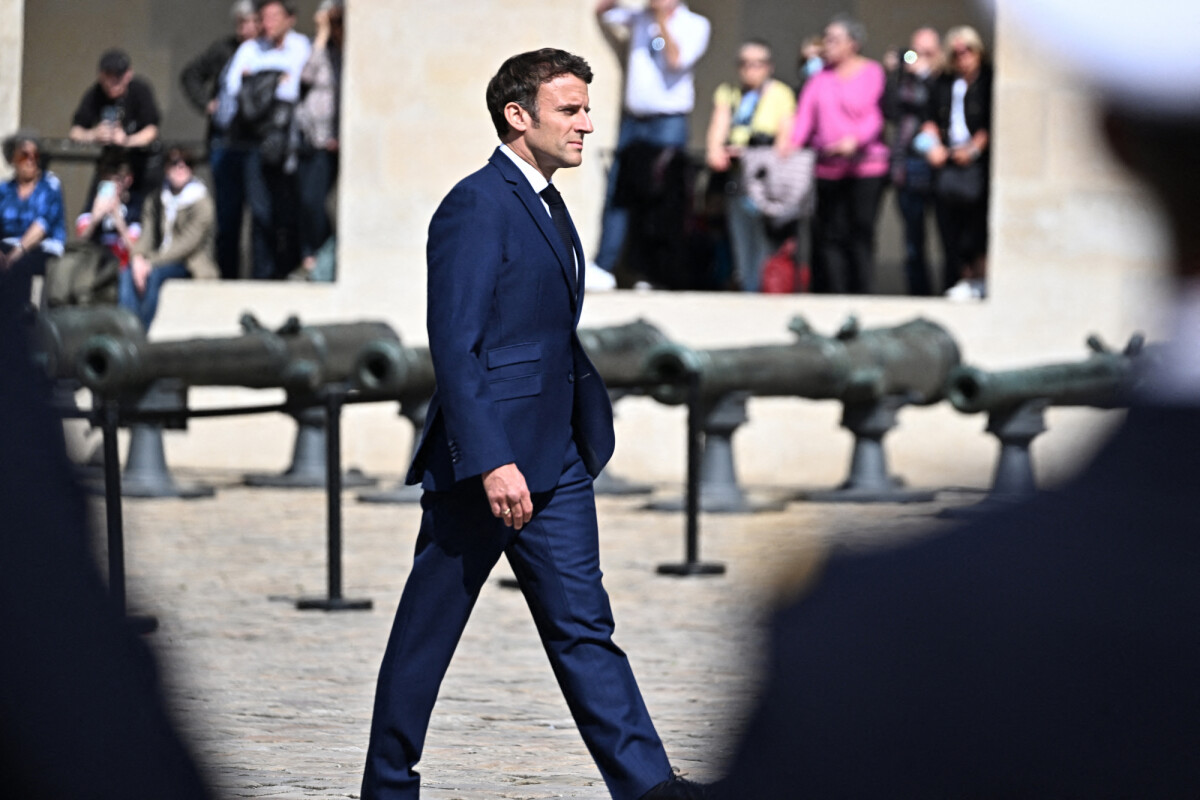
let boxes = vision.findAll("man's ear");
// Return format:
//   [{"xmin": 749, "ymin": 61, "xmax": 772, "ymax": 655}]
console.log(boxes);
[{"xmin": 504, "ymin": 102, "xmax": 530, "ymax": 133}]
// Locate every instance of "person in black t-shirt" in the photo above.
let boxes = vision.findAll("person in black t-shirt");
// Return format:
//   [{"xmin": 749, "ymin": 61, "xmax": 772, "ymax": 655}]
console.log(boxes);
[{"xmin": 69, "ymin": 49, "xmax": 162, "ymax": 221}]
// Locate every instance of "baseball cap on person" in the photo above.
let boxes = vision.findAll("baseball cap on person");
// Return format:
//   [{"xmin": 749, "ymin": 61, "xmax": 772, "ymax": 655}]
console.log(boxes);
[{"xmin": 984, "ymin": 0, "xmax": 1200, "ymax": 118}]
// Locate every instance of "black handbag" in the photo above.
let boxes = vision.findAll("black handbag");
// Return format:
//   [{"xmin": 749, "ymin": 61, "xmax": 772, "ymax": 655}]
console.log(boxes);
[{"xmin": 935, "ymin": 160, "xmax": 986, "ymax": 204}]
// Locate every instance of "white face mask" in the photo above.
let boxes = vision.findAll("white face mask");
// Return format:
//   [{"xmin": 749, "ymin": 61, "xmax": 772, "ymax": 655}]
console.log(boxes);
[{"xmin": 804, "ymin": 56, "xmax": 824, "ymax": 77}]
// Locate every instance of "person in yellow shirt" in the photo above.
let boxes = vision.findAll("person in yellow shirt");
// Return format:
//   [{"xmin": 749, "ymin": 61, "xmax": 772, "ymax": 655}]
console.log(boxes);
[{"xmin": 705, "ymin": 39, "xmax": 796, "ymax": 291}]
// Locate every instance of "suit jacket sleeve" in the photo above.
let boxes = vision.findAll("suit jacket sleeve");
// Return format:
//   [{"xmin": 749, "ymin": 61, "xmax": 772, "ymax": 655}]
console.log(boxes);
[{"xmin": 425, "ymin": 181, "xmax": 517, "ymax": 482}]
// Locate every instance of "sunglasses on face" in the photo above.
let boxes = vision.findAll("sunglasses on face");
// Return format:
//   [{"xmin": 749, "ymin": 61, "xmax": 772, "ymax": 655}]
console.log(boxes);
[
  {"xmin": 738, "ymin": 58, "xmax": 769, "ymax": 67},
  {"xmin": 952, "ymin": 47, "xmax": 975, "ymax": 59},
  {"xmin": 14, "ymin": 149, "xmax": 38, "ymax": 164}
]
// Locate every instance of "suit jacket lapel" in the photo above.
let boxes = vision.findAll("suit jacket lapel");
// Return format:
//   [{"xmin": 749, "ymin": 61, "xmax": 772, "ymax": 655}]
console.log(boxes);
[{"xmin": 489, "ymin": 150, "xmax": 579, "ymax": 310}]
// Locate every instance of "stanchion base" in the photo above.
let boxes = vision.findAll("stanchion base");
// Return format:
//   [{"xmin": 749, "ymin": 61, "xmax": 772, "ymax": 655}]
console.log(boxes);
[
  {"xmin": 938, "ymin": 495, "xmax": 1027, "ymax": 519},
  {"xmin": 295, "ymin": 596, "xmax": 374, "ymax": 611},
  {"xmin": 122, "ymin": 480, "xmax": 216, "ymax": 500},
  {"xmin": 84, "ymin": 479, "xmax": 217, "ymax": 500},
  {"xmin": 127, "ymin": 615, "xmax": 159, "ymax": 635},
  {"xmin": 357, "ymin": 484, "xmax": 423, "ymax": 504},
  {"xmin": 656, "ymin": 562, "xmax": 726, "ymax": 577},
  {"xmin": 644, "ymin": 494, "xmax": 787, "ymax": 514},
  {"xmin": 244, "ymin": 468, "xmax": 378, "ymax": 489},
  {"xmin": 800, "ymin": 486, "xmax": 938, "ymax": 504},
  {"xmin": 593, "ymin": 472, "xmax": 655, "ymax": 496}
]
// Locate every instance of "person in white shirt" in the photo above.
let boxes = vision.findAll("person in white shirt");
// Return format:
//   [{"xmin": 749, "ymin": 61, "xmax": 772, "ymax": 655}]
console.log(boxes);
[
  {"xmin": 592, "ymin": 0, "xmax": 710, "ymax": 283},
  {"xmin": 222, "ymin": 0, "xmax": 311, "ymax": 280}
]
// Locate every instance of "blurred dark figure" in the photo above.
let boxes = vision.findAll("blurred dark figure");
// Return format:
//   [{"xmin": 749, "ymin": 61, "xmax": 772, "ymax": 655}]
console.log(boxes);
[
  {"xmin": 883, "ymin": 27, "xmax": 942, "ymax": 296},
  {"xmin": 923, "ymin": 26, "xmax": 992, "ymax": 299},
  {"xmin": 68, "ymin": 48, "xmax": 162, "ymax": 222},
  {"xmin": 717, "ymin": 1, "xmax": 1200, "ymax": 794},
  {"xmin": 292, "ymin": 0, "xmax": 344, "ymax": 281},
  {"xmin": 179, "ymin": 0, "xmax": 262, "ymax": 280},
  {"xmin": 0, "ymin": 305, "xmax": 211, "ymax": 797},
  {"xmin": 0, "ymin": 132, "xmax": 66, "ymax": 318}
]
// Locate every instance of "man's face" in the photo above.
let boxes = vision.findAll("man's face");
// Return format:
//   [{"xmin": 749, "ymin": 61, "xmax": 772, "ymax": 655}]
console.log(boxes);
[
  {"xmin": 520, "ymin": 74, "xmax": 593, "ymax": 177},
  {"xmin": 908, "ymin": 28, "xmax": 941, "ymax": 74},
  {"xmin": 98, "ymin": 69, "xmax": 132, "ymax": 100},
  {"xmin": 648, "ymin": 0, "xmax": 679, "ymax": 13},
  {"xmin": 259, "ymin": 2, "xmax": 294, "ymax": 43}
]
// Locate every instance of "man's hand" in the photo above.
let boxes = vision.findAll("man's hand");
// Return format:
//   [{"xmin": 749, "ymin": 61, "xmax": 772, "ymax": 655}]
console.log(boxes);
[
  {"xmin": 131, "ymin": 254, "xmax": 152, "ymax": 294},
  {"xmin": 482, "ymin": 462, "xmax": 533, "ymax": 530}
]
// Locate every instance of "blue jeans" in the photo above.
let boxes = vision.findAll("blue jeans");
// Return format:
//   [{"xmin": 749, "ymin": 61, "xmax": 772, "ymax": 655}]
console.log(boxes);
[
  {"xmin": 895, "ymin": 156, "xmax": 934, "ymax": 296},
  {"xmin": 594, "ymin": 113, "xmax": 689, "ymax": 272},
  {"xmin": 297, "ymin": 148, "xmax": 339, "ymax": 261},
  {"xmin": 243, "ymin": 149, "xmax": 299, "ymax": 280},
  {"xmin": 119, "ymin": 262, "xmax": 191, "ymax": 330},
  {"xmin": 209, "ymin": 140, "xmax": 249, "ymax": 280},
  {"xmin": 726, "ymin": 193, "xmax": 774, "ymax": 292}
]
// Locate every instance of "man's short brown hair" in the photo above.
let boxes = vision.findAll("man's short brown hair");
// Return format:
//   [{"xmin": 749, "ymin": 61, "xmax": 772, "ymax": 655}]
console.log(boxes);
[{"xmin": 485, "ymin": 49, "xmax": 593, "ymax": 138}]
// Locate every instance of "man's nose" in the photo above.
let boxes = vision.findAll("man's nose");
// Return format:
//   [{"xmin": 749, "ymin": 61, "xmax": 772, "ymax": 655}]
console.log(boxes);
[{"xmin": 578, "ymin": 112, "xmax": 594, "ymax": 133}]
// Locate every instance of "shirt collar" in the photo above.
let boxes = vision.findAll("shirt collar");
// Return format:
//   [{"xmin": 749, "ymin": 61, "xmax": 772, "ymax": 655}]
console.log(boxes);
[{"xmin": 499, "ymin": 144, "xmax": 550, "ymax": 195}]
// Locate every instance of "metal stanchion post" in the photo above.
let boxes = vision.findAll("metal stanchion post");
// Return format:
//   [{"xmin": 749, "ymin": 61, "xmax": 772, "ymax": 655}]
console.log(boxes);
[
  {"xmin": 297, "ymin": 386, "xmax": 372, "ymax": 611},
  {"xmin": 657, "ymin": 371, "xmax": 725, "ymax": 577},
  {"xmin": 99, "ymin": 398, "xmax": 158, "ymax": 633}
]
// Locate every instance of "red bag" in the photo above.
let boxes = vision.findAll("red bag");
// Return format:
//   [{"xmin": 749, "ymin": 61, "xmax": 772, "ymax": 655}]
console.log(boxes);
[{"xmin": 760, "ymin": 237, "xmax": 811, "ymax": 294}]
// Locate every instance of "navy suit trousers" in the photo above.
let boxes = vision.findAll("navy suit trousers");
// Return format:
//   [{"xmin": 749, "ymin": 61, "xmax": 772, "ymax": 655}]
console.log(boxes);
[{"xmin": 361, "ymin": 438, "xmax": 670, "ymax": 800}]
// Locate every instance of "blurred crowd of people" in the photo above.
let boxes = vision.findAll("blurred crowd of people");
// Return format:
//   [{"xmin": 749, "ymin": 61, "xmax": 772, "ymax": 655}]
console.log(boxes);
[
  {"xmin": 595, "ymin": 3, "xmax": 992, "ymax": 299},
  {"xmin": 0, "ymin": 0, "xmax": 344, "ymax": 329}
]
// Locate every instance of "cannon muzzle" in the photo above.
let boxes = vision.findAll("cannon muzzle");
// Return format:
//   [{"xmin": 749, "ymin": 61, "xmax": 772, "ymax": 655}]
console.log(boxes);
[
  {"xmin": 947, "ymin": 355, "xmax": 1135, "ymax": 413},
  {"xmin": 31, "ymin": 306, "xmax": 145, "ymax": 380},
  {"xmin": 578, "ymin": 319, "xmax": 671, "ymax": 389}
]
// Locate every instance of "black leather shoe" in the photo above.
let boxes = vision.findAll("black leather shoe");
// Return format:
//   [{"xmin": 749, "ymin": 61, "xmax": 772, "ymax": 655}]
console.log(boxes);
[{"xmin": 639, "ymin": 773, "xmax": 712, "ymax": 800}]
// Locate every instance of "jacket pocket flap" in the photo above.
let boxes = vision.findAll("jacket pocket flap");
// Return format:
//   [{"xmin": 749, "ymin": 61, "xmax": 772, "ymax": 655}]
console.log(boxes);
[
  {"xmin": 489, "ymin": 373, "xmax": 542, "ymax": 400},
  {"xmin": 487, "ymin": 341, "xmax": 542, "ymax": 369}
]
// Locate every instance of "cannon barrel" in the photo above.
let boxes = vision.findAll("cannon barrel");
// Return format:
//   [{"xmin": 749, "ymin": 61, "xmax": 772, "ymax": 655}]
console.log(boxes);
[
  {"xmin": 354, "ymin": 340, "xmax": 434, "ymax": 399},
  {"xmin": 946, "ymin": 356, "xmax": 1135, "ymax": 414},
  {"xmin": 356, "ymin": 318, "xmax": 672, "ymax": 401},
  {"xmin": 644, "ymin": 317, "xmax": 961, "ymax": 406},
  {"xmin": 30, "ymin": 306, "xmax": 146, "ymax": 380},
  {"xmin": 578, "ymin": 319, "xmax": 671, "ymax": 389},
  {"xmin": 77, "ymin": 319, "xmax": 403, "ymax": 396}
]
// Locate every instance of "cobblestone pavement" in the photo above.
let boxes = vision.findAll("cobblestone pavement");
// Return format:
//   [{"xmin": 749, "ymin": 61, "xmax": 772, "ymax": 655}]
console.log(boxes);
[{"xmin": 99, "ymin": 470, "xmax": 975, "ymax": 799}]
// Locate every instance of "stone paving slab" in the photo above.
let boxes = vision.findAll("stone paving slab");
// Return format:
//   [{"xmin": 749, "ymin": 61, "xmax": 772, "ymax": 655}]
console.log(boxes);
[{"xmin": 97, "ymin": 471, "xmax": 974, "ymax": 799}]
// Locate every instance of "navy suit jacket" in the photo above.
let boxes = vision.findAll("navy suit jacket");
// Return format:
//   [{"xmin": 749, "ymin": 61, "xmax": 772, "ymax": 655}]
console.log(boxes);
[
  {"xmin": 722, "ymin": 403, "xmax": 1200, "ymax": 797},
  {"xmin": 406, "ymin": 149, "xmax": 615, "ymax": 493}
]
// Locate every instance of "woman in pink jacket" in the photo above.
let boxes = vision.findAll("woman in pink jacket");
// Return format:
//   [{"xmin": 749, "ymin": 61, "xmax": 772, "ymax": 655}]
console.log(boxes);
[{"xmin": 780, "ymin": 16, "xmax": 888, "ymax": 293}]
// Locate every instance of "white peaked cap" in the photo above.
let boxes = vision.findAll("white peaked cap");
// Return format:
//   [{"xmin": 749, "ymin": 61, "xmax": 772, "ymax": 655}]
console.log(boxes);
[{"xmin": 987, "ymin": 0, "xmax": 1200, "ymax": 117}]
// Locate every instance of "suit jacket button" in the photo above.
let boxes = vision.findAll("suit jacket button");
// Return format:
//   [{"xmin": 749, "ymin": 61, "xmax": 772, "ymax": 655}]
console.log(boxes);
[{"xmin": 568, "ymin": 372, "xmax": 575, "ymax": 384}]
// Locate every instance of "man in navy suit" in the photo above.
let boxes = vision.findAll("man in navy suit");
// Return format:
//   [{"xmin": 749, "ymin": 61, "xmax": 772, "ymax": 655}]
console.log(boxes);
[
  {"xmin": 717, "ymin": 1, "xmax": 1200, "ymax": 796},
  {"xmin": 361, "ymin": 49, "xmax": 708, "ymax": 800}
]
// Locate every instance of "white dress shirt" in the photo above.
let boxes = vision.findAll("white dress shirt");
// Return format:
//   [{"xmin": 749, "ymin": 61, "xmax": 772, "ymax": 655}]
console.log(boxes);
[
  {"xmin": 600, "ymin": 3, "xmax": 711, "ymax": 116},
  {"xmin": 499, "ymin": 144, "xmax": 577, "ymax": 278}
]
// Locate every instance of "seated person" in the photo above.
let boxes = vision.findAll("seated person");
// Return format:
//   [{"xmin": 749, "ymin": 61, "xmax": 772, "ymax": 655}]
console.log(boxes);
[
  {"xmin": 0, "ymin": 132, "xmax": 66, "ymax": 316},
  {"xmin": 76, "ymin": 154, "xmax": 141, "ymax": 276},
  {"xmin": 69, "ymin": 49, "xmax": 161, "ymax": 221},
  {"xmin": 124, "ymin": 147, "xmax": 217, "ymax": 330}
]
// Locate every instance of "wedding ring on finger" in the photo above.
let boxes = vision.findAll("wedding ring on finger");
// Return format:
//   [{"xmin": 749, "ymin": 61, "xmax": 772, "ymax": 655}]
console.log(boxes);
[{"xmin": 503, "ymin": 508, "xmax": 512, "ymax": 517}]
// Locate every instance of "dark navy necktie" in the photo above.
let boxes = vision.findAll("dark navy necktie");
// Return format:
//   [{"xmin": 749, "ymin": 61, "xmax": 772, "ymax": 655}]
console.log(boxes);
[{"xmin": 540, "ymin": 184, "xmax": 578, "ymax": 291}]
